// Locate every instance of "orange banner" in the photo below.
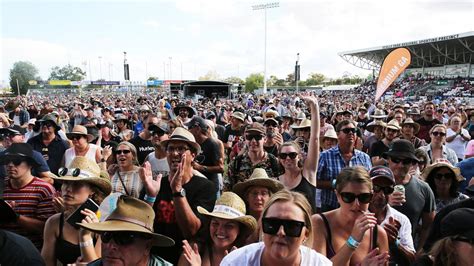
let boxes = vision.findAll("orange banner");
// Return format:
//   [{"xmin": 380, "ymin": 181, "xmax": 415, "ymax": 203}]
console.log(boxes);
[{"xmin": 375, "ymin": 48, "xmax": 411, "ymax": 101}]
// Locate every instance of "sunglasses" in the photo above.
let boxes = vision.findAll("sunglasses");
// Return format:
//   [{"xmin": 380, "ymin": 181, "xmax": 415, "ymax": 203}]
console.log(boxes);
[
  {"xmin": 339, "ymin": 128, "xmax": 356, "ymax": 134},
  {"xmin": 434, "ymin": 173, "xmax": 455, "ymax": 180},
  {"xmin": 390, "ymin": 157, "xmax": 414, "ymax": 165},
  {"xmin": 58, "ymin": 167, "xmax": 81, "ymax": 177},
  {"xmin": 151, "ymin": 130, "xmax": 165, "ymax": 137},
  {"xmin": 5, "ymin": 158, "xmax": 25, "ymax": 166},
  {"xmin": 432, "ymin": 131, "xmax": 446, "ymax": 137},
  {"xmin": 166, "ymin": 146, "xmax": 190, "ymax": 154},
  {"xmin": 262, "ymin": 217, "xmax": 306, "ymax": 237},
  {"xmin": 265, "ymin": 122, "xmax": 278, "ymax": 127},
  {"xmin": 279, "ymin": 152, "xmax": 298, "ymax": 160},
  {"xmin": 70, "ymin": 135, "xmax": 83, "ymax": 140},
  {"xmin": 101, "ymin": 231, "xmax": 151, "ymax": 245},
  {"xmin": 245, "ymin": 135, "xmax": 263, "ymax": 141},
  {"xmin": 386, "ymin": 128, "xmax": 399, "ymax": 133},
  {"xmin": 340, "ymin": 192, "xmax": 373, "ymax": 204},
  {"xmin": 373, "ymin": 185, "xmax": 394, "ymax": 195},
  {"xmin": 116, "ymin": 149, "xmax": 132, "ymax": 155}
]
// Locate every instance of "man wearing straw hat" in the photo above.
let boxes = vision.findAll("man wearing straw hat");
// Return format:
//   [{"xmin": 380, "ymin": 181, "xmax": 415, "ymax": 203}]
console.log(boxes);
[{"xmin": 79, "ymin": 195, "xmax": 174, "ymax": 266}]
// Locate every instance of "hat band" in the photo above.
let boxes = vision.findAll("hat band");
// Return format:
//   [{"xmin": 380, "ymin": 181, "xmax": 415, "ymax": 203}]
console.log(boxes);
[
  {"xmin": 212, "ymin": 205, "xmax": 244, "ymax": 218},
  {"xmin": 108, "ymin": 216, "xmax": 153, "ymax": 231},
  {"xmin": 169, "ymin": 135, "xmax": 192, "ymax": 142}
]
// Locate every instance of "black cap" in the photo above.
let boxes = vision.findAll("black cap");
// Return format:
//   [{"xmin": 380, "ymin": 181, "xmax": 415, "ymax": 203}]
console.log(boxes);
[
  {"xmin": 185, "ymin": 116, "xmax": 209, "ymax": 130},
  {"xmin": 383, "ymin": 139, "xmax": 419, "ymax": 162},
  {"xmin": 440, "ymin": 208, "xmax": 474, "ymax": 240}
]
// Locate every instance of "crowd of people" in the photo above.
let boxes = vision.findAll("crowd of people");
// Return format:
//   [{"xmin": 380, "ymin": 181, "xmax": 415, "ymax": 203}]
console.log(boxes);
[{"xmin": 0, "ymin": 86, "xmax": 473, "ymax": 266}]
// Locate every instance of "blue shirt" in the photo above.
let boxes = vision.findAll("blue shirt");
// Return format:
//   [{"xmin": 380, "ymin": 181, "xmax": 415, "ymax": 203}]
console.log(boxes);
[
  {"xmin": 317, "ymin": 145, "xmax": 372, "ymax": 209},
  {"xmin": 456, "ymin": 157, "xmax": 474, "ymax": 193}
]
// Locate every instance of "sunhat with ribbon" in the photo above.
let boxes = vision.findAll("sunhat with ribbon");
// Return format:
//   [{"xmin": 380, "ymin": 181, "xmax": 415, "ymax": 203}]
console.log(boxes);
[
  {"xmin": 232, "ymin": 168, "xmax": 284, "ymax": 198},
  {"xmin": 78, "ymin": 195, "xmax": 175, "ymax": 247},
  {"xmin": 197, "ymin": 192, "xmax": 257, "ymax": 235},
  {"xmin": 66, "ymin": 125, "xmax": 95, "ymax": 142},
  {"xmin": 400, "ymin": 118, "xmax": 420, "ymax": 134},
  {"xmin": 421, "ymin": 161, "xmax": 465, "ymax": 183},
  {"xmin": 53, "ymin": 156, "xmax": 112, "ymax": 195},
  {"xmin": 291, "ymin": 118, "xmax": 311, "ymax": 129},
  {"xmin": 160, "ymin": 127, "xmax": 201, "ymax": 154}
]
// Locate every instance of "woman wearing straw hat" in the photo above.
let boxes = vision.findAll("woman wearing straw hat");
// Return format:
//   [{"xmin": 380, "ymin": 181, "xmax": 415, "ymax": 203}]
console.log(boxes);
[
  {"xmin": 41, "ymin": 157, "xmax": 111, "ymax": 265},
  {"xmin": 400, "ymin": 118, "xmax": 425, "ymax": 148},
  {"xmin": 178, "ymin": 192, "xmax": 257, "ymax": 266},
  {"xmin": 421, "ymin": 161, "xmax": 468, "ymax": 212},
  {"xmin": 63, "ymin": 125, "xmax": 102, "ymax": 167}
]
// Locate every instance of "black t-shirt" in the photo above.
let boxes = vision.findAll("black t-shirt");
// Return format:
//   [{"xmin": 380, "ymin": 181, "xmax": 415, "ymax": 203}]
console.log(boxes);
[
  {"xmin": 357, "ymin": 117, "xmax": 370, "ymax": 130},
  {"xmin": 369, "ymin": 140, "xmax": 390, "ymax": 158},
  {"xmin": 223, "ymin": 124, "xmax": 243, "ymax": 146},
  {"xmin": 215, "ymin": 124, "xmax": 226, "ymax": 142},
  {"xmin": 152, "ymin": 175, "xmax": 216, "ymax": 265},
  {"xmin": 129, "ymin": 135, "xmax": 155, "ymax": 165},
  {"xmin": 198, "ymin": 138, "xmax": 221, "ymax": 186}
]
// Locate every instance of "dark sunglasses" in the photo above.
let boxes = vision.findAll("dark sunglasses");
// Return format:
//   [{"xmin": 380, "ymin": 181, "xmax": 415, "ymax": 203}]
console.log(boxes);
[
  {"xmin": 262, "ymin": 217, "xmax": 306, "ymax": 237},
  {"xmin": 386, "ymin": 128, "xmax": 399, "ymax": 133},
  {"xmin": 151, "ymin": 130, "xmax": 165, "ymax": 137},
  {"xmin": 245, "ymin": 135, "xmax": 263, "ymax": 141},
  {"xmin": 279, "ymin": 152, "xmax": 298, "ymax": 160},
  {"xmin": 373, "ymin": 185, "xmax": 394, "ymax": 195},
  {"xmin": 340, "ymin": 192, "xmax": 373, "ymax": 204},
  {"xmin": 339, "ymin": 128, "xmax": 356, "ymax": 134},
  {"xmin": 432, "ymin": 131, "xmax": 446, "ymax": 137},
  {"xmin": 5, "ymin": 158, "xmax": 25, "ymax": 166},
  {"xmin": 116, "ymin": 149, "xmax": 132, "ymax": 155},
  {"xmin": 434, "ymin": 173, "xmax": 455, "ymax": 180},
  {"xmin": 70, "ymin": 135, "xmax": 83, "ymax": 140},
  {"xmin": 101, "ymin": 231, "xmax": 151, "ymax": 245},
  {"xmin": 58, "ymin": 167, "xmax": 81, "ymax": 177},
  {"xmin": 390, "ymin": 157, "xmax": 414, "ymax": 165}
]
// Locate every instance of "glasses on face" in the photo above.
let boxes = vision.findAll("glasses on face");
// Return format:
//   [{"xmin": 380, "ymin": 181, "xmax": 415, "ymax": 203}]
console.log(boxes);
[
  {"xmin": 5, "ymin": 158, "xmax": 25, "ymax": 166},
  {"xmin": 101, "ymin": 231, "xmax": 151, "ymax": 245},
  {"xmin": 116, "ymin": 149, "xmax": 132, "ymax": 155},
  {"xmin": 434, "ymin": 173, "xmax": 455, "ymax": 180},
  {"xmin": 339, "ymin": 128, "xmax": 356, "ymax": 134},
  {"xmin": 432, "ymin": 131, "xmax": 446, "ymax": 137},
  {"xmin": 166, "ymin": 146, "xmax": 190, "ymax": 154},
  {"xmin": 70, "ymin": 135, "xmax": 83, "ymax": 141},
  {"xmin": 279, "ymin": 152, "xmax": 298, "ymax": 160},
  {"xmin": 245, "ymin": 135, "xmax": 263, "ymax": 141},
  {"xmin": 262, "ymin": 217, "xmax": 306, "ymax": 238},
  {"xmin": 340, "ymin": 192, "xmax": 373, "ymax": 204},
  {"xmin": 373, "ymin": 185, "xmax": 394, "ymax": 195},
  {"xmin": 390, "ymin": 157, "xmax": 414, "ymax": 166}
]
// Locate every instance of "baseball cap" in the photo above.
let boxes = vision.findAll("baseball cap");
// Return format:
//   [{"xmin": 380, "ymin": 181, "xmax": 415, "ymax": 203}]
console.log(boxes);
[
  {"xmin": 185, "ymin": 116, "xmax": 209, "ymax": 130},
  {"xmin": 369, "ymin": 166, "xmax": 395, "ymax": 185},
  {"xmin": 246, "ymin": 122, "xmax": 265, "ymax": 135}
]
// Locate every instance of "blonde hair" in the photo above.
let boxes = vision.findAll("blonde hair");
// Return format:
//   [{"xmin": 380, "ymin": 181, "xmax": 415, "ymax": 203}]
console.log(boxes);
[
  {"xmin": 335, "ymin": 166, "xmax": 373, "ymax": 193},
  {"xmin": 429, "ymin": 237, "xmax": 459, "ymax": 266},
  {"xmin": 261, "ymin": 190, "xmax": 313, "ymax": 247},
  {"xmin": 429, "ymin": 124, "xmax": 447, "ymax": 134},
  {"xmin": 117, "ymin": 141, "xmax": 139, "ymax": 166}
]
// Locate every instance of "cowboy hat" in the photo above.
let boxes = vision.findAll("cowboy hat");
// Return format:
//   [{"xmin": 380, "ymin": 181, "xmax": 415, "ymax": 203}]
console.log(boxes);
[
  {"xmin": 173, "ymin": 103, "xmax": 195, "ymax": 118},
  {"xmin": 421, "ymin": 161, "xmax": 465, "ymax": 183},
  {"xmin": 385, "ymin": 120, "xmax": 401, "ymax": 131},
  {"xmin": 53, "ymin": 156, "xmax": 112, "ymax": 195},
  {"xmin": 232, "ymin": 168, "xmax": 284, "ymax": 199},
  {"xmin": 66, "ymin": 125, "xmax": 95, "ymax": 142},
  {"xmin": 401, "ymin": 118, "xmax": 420, "ymax": 134},
  {"xmin": 291, "ymin": 118, "xmax": 311, "ymax": 129},
  {"xmin": 0, "ymin": 143, "xmax": 40, "ymax": 167},
  {"xmin": 197, "ymin": 192, "xmax": 257, "ymax": 235},
  {"xmin": 323, "ymin": 129, "xmax": 338, "ymax": 140},
  {"xmin": 78, "ymin": 195, "xmax": 175, "ymax": 247},
  {"xmin": 366, "ymin": 120, "xmax": 386, "ymax": 132},
  {"xmin": 371, "ymin": 109, "xmax": 387, "ymax": 119},
  {"xmin": 161, "ymin": 127, "xmax": 201, "ymax": 154}
]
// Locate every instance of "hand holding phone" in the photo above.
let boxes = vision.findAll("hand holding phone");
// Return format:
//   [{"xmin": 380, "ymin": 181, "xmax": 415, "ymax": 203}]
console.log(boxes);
[{"xmin": 67, "ymin": 198, "xmax": 99, "ymax": 229}]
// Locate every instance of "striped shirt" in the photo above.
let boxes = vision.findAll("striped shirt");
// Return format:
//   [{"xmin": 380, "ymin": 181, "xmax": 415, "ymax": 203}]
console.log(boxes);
[
  {"xmin": 317, "ymin": 146, "xmax": 372, "ymax": 210},
  {"xmin": 111, "ymin": 168, "xmax": 144, "ymax": 199},
  {"xmin": 2, "ymin": 177, "xmax": 56, "ymax": 249}
]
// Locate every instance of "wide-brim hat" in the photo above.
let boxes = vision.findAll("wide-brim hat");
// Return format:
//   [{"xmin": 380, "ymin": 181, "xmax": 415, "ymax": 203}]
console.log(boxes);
[
  {"xmin": 231, "ymin": 111, "xmax": 246, "ymax": 122},
  {"xmin": 264, "ymin": 109, "xmax": 279, "ymax": 119},
  {"xmin": 78, "ymin": 195, "xmax": 175, "ymax": 247},
  {"xmin": 366, "ymin": 120, "xmax": 386, "ymax": 132},
  {"xmin": 421, "ymin": 161, "xmax": 465, "ymax": 183},
  {"xmin": 291, "ymin": 118, "xmax": 311, "ymax": 129},
  {"xmin": 161, "ymin": 127, "xmax": 201, "ymax": 154},
  {"xmin": 0, "ymin": 143, "xmax": 40, "ymax": 167},
  {"xmin": 39, "ymin": 114, "xmax": 62, "ymax": 131},
  {"xmin": 385, "ymin": 120, "xmax": 401, "ymax": 131},
  {"xmin": 382, "ymin": 139, "xmax": 419, "ymax": 162},
  {"xmin": 232, "ymin": 168, "xmax": 284, "ymax": 199},
  {"xmin": 323, "ymin": 129, "xmax": 338, "ymax": 140},
  {"xmin": 371, "ymin": 109, "xmax": 387, "ymax": 119},
  {"xmin": 401, "ymin": 118, "xmax": 420, "ymax": 134},
  {"xmin": 113, "ymin": 114, "xmax": 128, "ymax": 122},
  {"xmin": 66, "ymin": 125, "xmax": 95, "ymax": 142},
  {"xmin": 173, "ymin": 104, "xmax": 195, "ymax": 118},
  {"xmin": 53, "ymin": 156, "xmax": 112, "ymax": 195},
  {"xmin": 197, "ymin": 192, "xmax": 257, "ymax": 236}
]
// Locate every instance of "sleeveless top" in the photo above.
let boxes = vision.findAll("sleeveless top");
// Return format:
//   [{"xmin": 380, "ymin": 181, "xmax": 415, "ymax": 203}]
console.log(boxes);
[
  {"xmin": 55, "ymin": 213, "xmax": 82, "ymax": 265},
  {"xmin": 292, "ymin": 175, "xmax": 316, "ymax": 213},
  {"xmin": 319, "ymin": 213, "xmax": 336, "ymax": 259},
  {"xmin": 64, "ymin": 144, "xmax": 100, "ymax": 167}
]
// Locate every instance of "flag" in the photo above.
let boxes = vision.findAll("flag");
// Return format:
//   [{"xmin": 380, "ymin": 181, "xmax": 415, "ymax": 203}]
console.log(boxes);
[{"xmin": 375, "ymin": 48, "xmax": 411, "ymax": 101}]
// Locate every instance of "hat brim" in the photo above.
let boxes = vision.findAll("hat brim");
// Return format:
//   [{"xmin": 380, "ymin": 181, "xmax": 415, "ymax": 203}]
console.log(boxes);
[
  {"xmin": 197, "ymin": 206, "xmax": 257, "ymax": 234},
  {"xmin": 78, "ymin": 220, "xmax": 175, "ymax": 247},
  {"xmin": 52, "ymin": 176, "xmax": 112, "ymax": 195},
  {"xmin": 173, "ymin": 106, "xmax": 195, "ymax": 118},
  {"xmin": 400, "ymin": 122, "xmax": 420, "ymax": 134},
  {"xmin": 161, "ymin": 138, "xmax": 201, "ymax": 154},
  {"xmin": 421, "ymin": 162, "xmax": 464, "ymax": 182},
  {"xmin": 382, "ymin": 151, "xmax": 419, "ymax": 162},
  {"xmin": 232, "ymin": 178, "xmax": 284, "ymax": 199},
  {"xmin": 0, "ymin": 154, "xmax": 40, "ymax": 167},
  {"xmin": 366, "ymin": 123, "xmax": 386, "ymax": 132},
  {"xmin": 66, "ymin": 133, "xmax": 95, "ymax": 142},
  {"xmin": 371, "ymin": 175, "xmax": 395, "ymax": 185},
  {"xmin": 38, "ymin": 119, "xmax": 61, "ymax": 131},
  {"xmin": 231, "ymin": 115, "xmax": 246, "ymax": 122}
]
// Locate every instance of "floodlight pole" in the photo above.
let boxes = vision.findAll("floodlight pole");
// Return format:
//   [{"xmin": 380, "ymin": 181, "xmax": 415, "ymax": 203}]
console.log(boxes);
[{"xmin": 252, "ymin": 2, "xmax": 279, "ymax": 94}]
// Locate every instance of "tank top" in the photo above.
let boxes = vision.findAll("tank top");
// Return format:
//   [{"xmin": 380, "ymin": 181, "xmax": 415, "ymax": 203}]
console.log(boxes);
[
  {"xmin": 64, "ymin": 144, "xmax": 100, "ymax": 167},
  {"xmin": 292, "ymin": 175, "xmax": 317, "ymax": 213},
  {"xmin": 55, "ymin": 213, "xmax": 82, "ymax": 265},
  {"xmin": 320, "ymin": 213, "xmax": 336, "ymax": 259}
]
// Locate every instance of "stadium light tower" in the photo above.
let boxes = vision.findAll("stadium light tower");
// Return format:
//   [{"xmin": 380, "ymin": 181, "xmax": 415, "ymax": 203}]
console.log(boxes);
[{"xmin": 252, "ymin": 1, "xmax": 279, "ymax": 94}]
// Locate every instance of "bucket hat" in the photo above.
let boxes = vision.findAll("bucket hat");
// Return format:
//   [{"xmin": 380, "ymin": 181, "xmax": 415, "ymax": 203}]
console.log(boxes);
[
  {"xmin": 401, "ymin": 118, "xmax": 420, "ymax": 134},
  {"xmin": 383, "ymin": 139, "xmax": 419, "ymax": 162},
  {"xmin": 173, "ymin": 103, "xmax": 195, "ymax": 118},
  {"xmin": 66, "ymin": 125, "xmax": 95, "ymax": 142},
  {"xmin": 161, "ymin": 127, "xmax": 201, "ymax": 154},
  {"xmin": 232, "ymin": 168, "xmax": 284, "ymax": 199},
  {"xmin": 421, "ymin": 161, "xmax": 465, "ymax": 183},
  {"xmin": 54, "ymin": 156, "xmax": 112, "ymax": 195},
  {"xmin": 39, "ymin": 113, "xmax": 62, "ymax": 131},
  {"xmin": 371, "ymin": 109, "xmax": 387, "ymax": 119},
  {"xmin": 231, "ymin": 111, "xmax": 246, "ymax": 122},
  {"xmin": 78, "ymin": 195, "xmax": 175, "ymax": 247},
  {"xmin": 0, "ymin": 143, "xmax": 40, "ymax": 167}
]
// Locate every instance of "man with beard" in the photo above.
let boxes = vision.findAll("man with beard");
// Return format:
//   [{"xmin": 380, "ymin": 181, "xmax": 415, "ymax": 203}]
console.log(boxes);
[
  {"xmin": 144, "ymin": 123, "xmax": 170, "ymax": 178},
  {"xmin": 129, "ymin": 114, "xmax": 158, "ymax": 165},
  {"xmin": 369, "ymin": 166, "xmax": 416, "ymax": 265},
  {"xmin": 173, "ymin": 103, "xmax": 194, "ymax": 124},
  {"xmin": 416, "ymin": 101, "xmax": 442, "ymax": 143}
]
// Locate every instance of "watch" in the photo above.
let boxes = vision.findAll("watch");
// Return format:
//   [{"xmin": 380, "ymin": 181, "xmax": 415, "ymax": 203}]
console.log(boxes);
[{"xmin": 172, "ymin": 188, "xmax": 186, "ymax": 198}]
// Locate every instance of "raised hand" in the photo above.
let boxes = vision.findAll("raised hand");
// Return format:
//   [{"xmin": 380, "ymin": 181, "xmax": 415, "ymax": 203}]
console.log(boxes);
[
  {"xmin": 182, "ymin": 240, "xmax": 202, "ymax": 266},
  {"xmin": 79, "ymin": 208, "xmax": 100, "ymax": 239},
  {"xmin": 383, "ymin": 217, "xmax": 401, "ymax": 245},
  {"xmin": 170, "ymin": 154, "xmax": 185, "ymax": 193},
  {"xmin": 102, "ymin": 145, "xmax": 113, "ymax": 161},
  {"xmin": 388, "ymin": 191, "xmax": 406, "ymax": 206},
  {"xmin": 139, "ymin": 161, "xmax": 162, "ymax": 197}
]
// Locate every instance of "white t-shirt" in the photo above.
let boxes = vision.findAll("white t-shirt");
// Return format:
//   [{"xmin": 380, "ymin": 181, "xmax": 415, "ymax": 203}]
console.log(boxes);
[
  {"xmin": 446, "ymin": 128, "xmax": 469, "ymax": 159},
  {"xmin": 381, "ymin": 206, "xmax": 415, "ymax": 252},
  {"xmin": 145, "ymin": 152, "xmax": 170, "ymax": 178},
  {"xmin": 220, "ymin": 242, "xmax": 332, "ymax": 266}
]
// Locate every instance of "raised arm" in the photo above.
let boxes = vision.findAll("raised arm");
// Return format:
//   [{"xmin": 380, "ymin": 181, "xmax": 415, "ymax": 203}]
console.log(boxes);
[{"xmin": 302, "ymin": 95, "xmax": 320, "ymax": 186}]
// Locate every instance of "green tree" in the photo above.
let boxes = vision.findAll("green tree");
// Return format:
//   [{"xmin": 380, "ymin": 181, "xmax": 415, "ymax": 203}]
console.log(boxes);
[
  {"xmin": 306, "ymin": 72, "xmax": 325, "ymax": 86},
  {"xmin": 9, "ymin": 61, "xmax": 39, "ymax": 95},
  {"xmin": 286, "ymin": 73, "xmax": 295, "ymax": 86},
  {"xmin": 49, "ymin": 64, "xmax": 86, "ymax": 81},
  {"xmin": 223, "ymin": 76, "xmax": 244, "ymax": 84},
  {"xmin": 244, "ymin": 73, "xmax": 263, "ymax": 92}
]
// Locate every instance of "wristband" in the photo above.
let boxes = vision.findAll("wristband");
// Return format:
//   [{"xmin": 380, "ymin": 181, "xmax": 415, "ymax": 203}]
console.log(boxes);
[
  {"xmin": 346, "ymin": 235, "xmax": 360, "ymax": 249},
  {"xmin": 331, "ymin": 179, "xmax": 337, "ymax": 189},
  {"xmin": 144, "ymin": 194, "xmax": 156, "ymax": 203},
  {"xmin": 80, "ymin": 239, "xmax": 94, "ymax": 248}
]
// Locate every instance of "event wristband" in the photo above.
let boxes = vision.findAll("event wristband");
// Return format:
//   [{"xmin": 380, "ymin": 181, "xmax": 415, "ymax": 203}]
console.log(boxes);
[
  {"xmin": 331, "ymin": 179, "xmax": 337, "ymax": 189},
  {"xmin": 144, "ymin": 194, "xmax": 156, "ymax": 203},
  {"xmin": 80, "ymin": 239, "xmax": 94, "ymax": 248},
  {"xmin": 346, "ymin": 236, "xmax": 360, "ymax": 249}
]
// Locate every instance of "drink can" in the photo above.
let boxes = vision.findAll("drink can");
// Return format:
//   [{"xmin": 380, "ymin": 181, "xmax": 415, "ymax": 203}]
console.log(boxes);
[{"xmin": 394, "ymin": 185, "xmax": 405, "ymax": 196}]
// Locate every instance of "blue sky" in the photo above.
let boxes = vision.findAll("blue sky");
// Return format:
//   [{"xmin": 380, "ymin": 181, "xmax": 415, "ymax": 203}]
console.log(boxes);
[{"xmin": 1, "ymin": 0, "xmax": 473, "ymax": 85}]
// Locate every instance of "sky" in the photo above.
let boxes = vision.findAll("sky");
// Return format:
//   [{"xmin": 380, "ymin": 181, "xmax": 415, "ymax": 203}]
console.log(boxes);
[{"xmin": 1, "ymin": 0, "xmax": 473, "ymax": 85}]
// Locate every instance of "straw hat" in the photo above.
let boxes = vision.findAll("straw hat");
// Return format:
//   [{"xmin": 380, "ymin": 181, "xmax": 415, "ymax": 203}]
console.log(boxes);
[
  {"xmin": 231, "ymin": 111, "xmax": 246, "ymax": 122},
  {"xmin": 161, "ymin": 127, "xmax": 201, "ymax": 154},
  {"xmin": 401, "ymin": 118, "xmax": 420, "ymax": 134},
  {"xmin": 371, "ymin": 109, "xmax": 387, "ymax": 119},
  {"xmin": 197, "ymin": 192, "xmax": 257, "ymax": 234},
  {"xmin": 291, "ymin": 118, "xmax": 311, "ymax": 129},
  {"xmin": 366, "ymin": 120, "xmax": 386, "ymax": 132},
  {"xmin": 421, "ymin": 161, "xmax": 465, "ymax": 183},
  {"xmin": 78, "ymin": 195, "xmax": 175, "ymax": 247},
  {"xmin": 323, "ymin": 129, "xmax": 338, "ymax": 140},
  {"xmin": 264, "ymin": 109, "xmax": 279, "ymax": 119},
  {"xmin": 66, "ymin": 125, "xmax": 94, "ymax": 142},
  {"xmin": 385, "ymin": 120, "xmax": 401, "ymax": 131},
  {"xmin": 232, "ymin": 168, "xmax": 284, "ymax": 198},
  {"xmin": 53, "ymin": 156, "xmax": 112, "ymax": 195}
]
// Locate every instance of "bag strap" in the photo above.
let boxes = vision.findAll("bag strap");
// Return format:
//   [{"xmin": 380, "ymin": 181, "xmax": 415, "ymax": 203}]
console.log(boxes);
[{"xmin": 116, "ymin": 171, "xmax": 131, "ymax": 196}]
